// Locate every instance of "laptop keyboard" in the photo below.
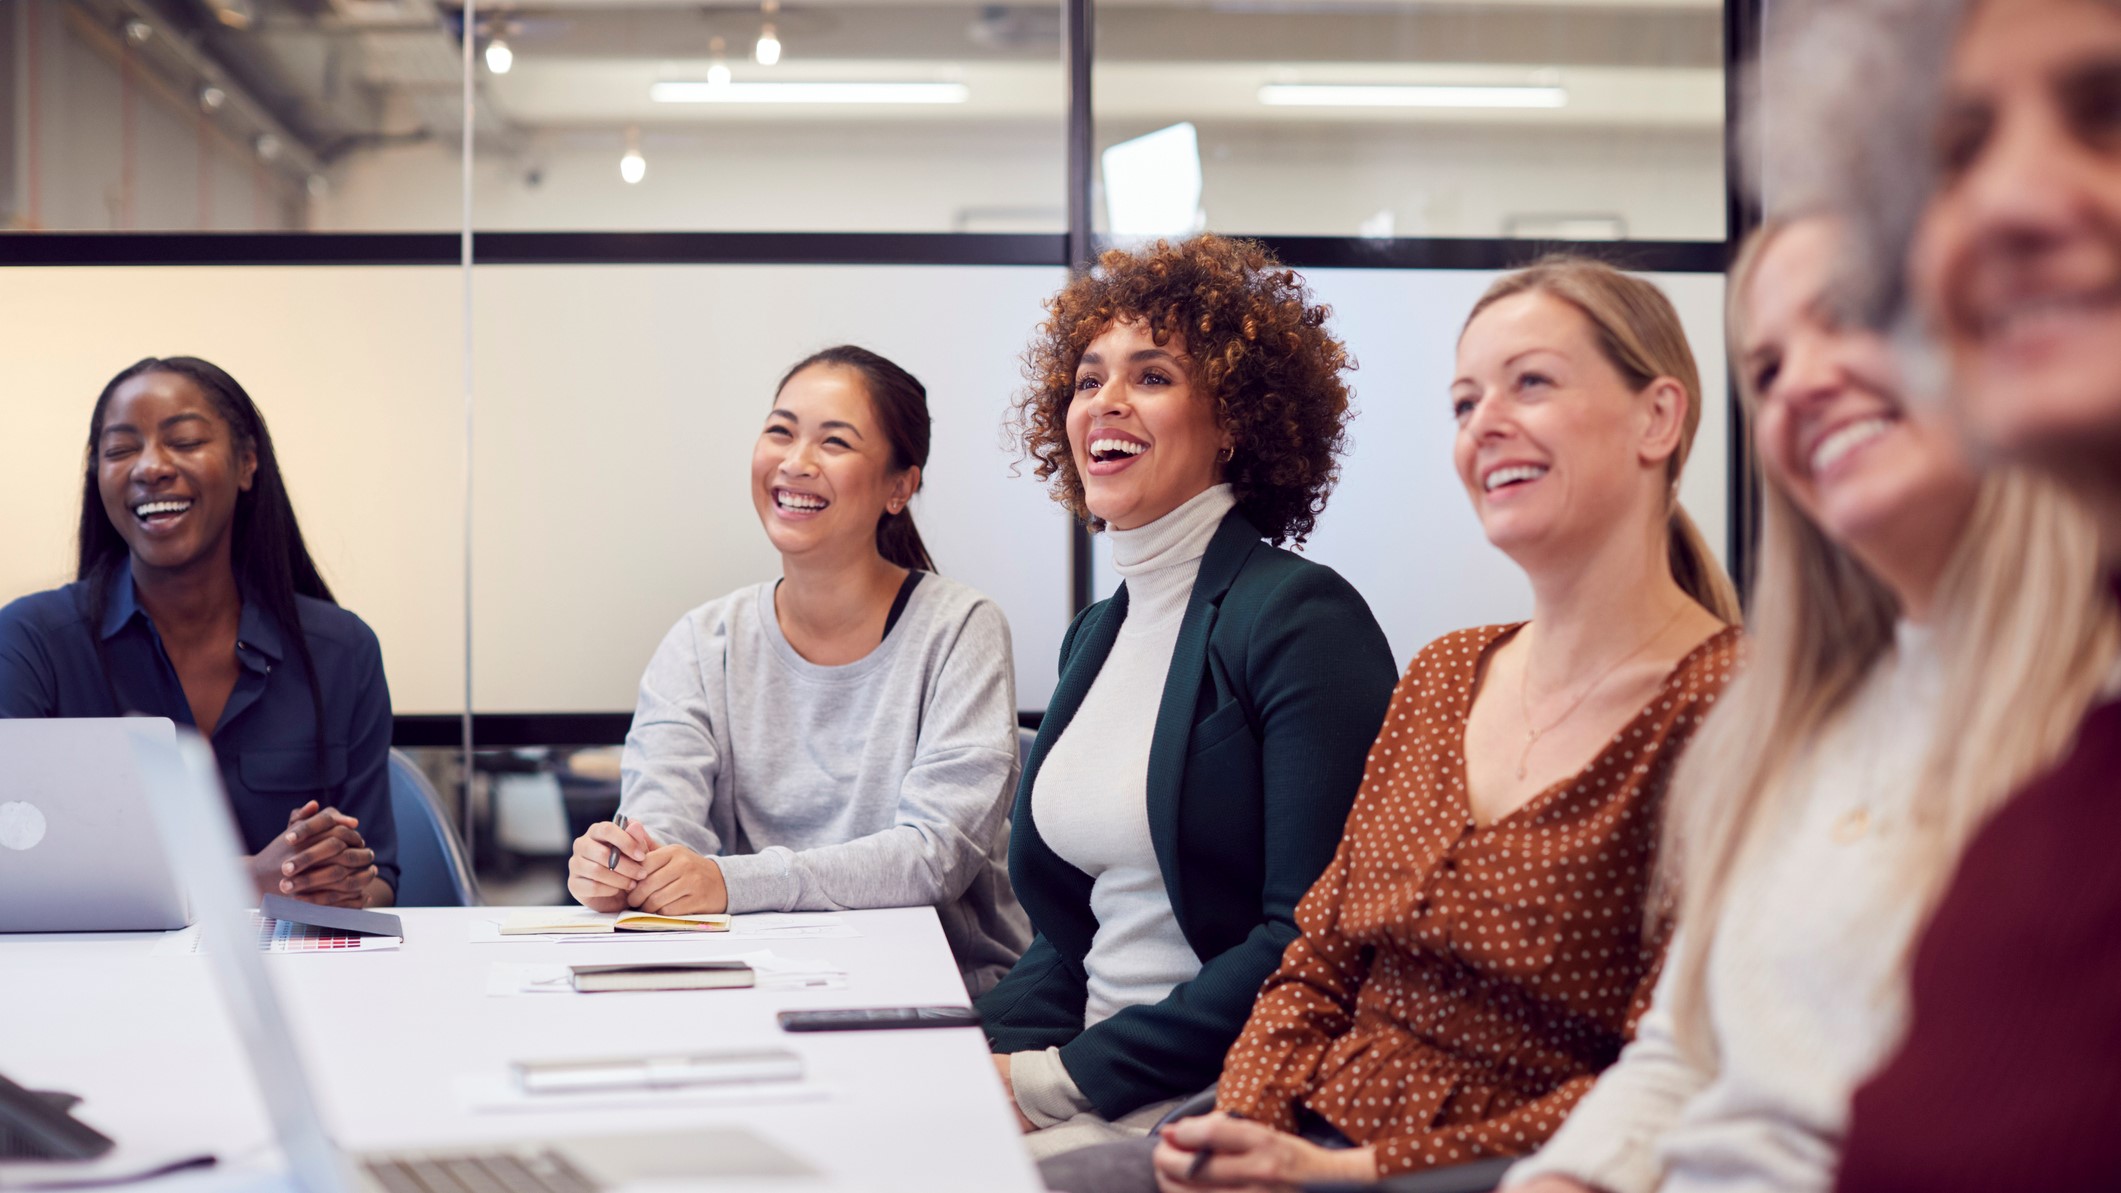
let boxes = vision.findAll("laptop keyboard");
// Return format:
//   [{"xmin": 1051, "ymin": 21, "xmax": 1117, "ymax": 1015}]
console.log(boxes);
[{"xmin": 365, "ymin": 1150, "xmax": 599, "ymax": 1193}]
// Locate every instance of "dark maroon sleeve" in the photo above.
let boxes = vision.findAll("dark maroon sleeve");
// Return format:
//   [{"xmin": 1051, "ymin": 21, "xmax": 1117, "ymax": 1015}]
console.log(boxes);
[{"xmin": 1835, "ymin": 696, "xmax": 2121, "ymax": 1193}]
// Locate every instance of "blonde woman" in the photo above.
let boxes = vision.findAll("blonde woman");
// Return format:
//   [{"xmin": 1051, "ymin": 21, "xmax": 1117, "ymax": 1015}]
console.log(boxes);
[
  {"xmin": 1043, "ymin": 257, "xmax": 1744, "ymax": 1193},
  {"xmin": 1502, "ymin": 216, "xmax": 2117, "ymax": 1193}
]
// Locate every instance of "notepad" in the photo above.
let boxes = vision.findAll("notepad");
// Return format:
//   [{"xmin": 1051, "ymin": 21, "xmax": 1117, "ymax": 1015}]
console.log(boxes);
[
  {"xmin": 568, "ymin": 961, "xmax": 755, "ymax": 993},
  {"xmin": 498, "ymin": 910, "xmax": 732, "ymax": 936}
]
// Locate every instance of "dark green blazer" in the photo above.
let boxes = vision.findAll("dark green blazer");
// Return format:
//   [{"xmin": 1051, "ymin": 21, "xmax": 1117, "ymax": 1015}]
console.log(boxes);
[{"xmin": 976, "ymin": 508, "xmax": 1397, "ymax": 1119}]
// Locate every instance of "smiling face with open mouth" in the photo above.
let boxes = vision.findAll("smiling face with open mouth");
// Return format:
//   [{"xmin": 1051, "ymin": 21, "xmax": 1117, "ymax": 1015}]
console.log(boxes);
[
  {"xmin": 1450, "ymin": 291, "xmax": 1677, "ymax": 563},
  {"xmin": 95, "ymin": 370, "xmax": 256, "ymax": 579},
  {"xmin": 1915, "ymin": 0, "xmax": 2121, "ymax": 522},
  {"xmin": 1065, "ymin": 319, "xmax": 1230, "ymax": 531},
  {"xmin": 751, "ymin": 363, "xmax": 916, "ymax": 562},
  {"xmin": 1745, "ymin": 219, "xmax": 1979, "ymax": 555}
]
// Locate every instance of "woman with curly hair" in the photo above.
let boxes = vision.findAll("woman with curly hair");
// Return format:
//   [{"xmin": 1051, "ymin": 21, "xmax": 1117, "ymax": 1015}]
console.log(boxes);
[
  {"xmin": 1043, "ymin": 256, "xmax": 1745, "ymax": 1192},
  {"xmin": 976, "ymin": 235, "xmax": 1399, "ymax": 1159}
]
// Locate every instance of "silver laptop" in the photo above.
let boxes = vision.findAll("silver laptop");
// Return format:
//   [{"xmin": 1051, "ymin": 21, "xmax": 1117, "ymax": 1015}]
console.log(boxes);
[
  {"xmin": 0, "ymin": 718, "xmax": 187, "ymax": 933},
  {"xmin": 130, "ymin": 730, "xmax": 821, "ymax": 1193}
]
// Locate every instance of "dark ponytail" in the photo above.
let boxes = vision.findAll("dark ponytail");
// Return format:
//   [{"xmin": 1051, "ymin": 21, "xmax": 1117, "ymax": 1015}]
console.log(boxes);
[{"xmin": 776, "ymin": 345, "xmax": 938, "ymax": 573}]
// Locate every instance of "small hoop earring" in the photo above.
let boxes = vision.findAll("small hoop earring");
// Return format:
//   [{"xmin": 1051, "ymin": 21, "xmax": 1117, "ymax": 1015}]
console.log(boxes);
[{"xmin": 1218, "ymin": 445, "xmax": 1235, "ymax": 463}]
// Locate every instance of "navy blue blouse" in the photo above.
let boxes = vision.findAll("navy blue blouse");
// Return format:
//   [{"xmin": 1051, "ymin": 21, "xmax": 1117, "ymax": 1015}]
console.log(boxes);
[{"xmin": 0, "ymin": 571, "xmax": 398, "ymax": 891}]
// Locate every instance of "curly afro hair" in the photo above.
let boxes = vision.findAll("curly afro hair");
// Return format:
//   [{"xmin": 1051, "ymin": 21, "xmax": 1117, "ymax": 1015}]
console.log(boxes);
[{"xmin": 1009, "ymin": 235, "xmax": 1355, "ymax": 546}]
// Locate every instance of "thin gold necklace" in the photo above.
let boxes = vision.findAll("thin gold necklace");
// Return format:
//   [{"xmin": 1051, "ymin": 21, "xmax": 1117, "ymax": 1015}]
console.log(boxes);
[{"xmin": 1515, "ymin": 603, "xmax": 1688, "ymax": 781}]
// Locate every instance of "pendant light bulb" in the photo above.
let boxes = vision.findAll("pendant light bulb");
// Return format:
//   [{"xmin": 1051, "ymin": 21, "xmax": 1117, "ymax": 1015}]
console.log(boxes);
[
  {"xmin": 754, "ymin": 23, "xmax": 781, "ymax": 66},
  {"xmin": 706, "ymin": 35, "xmax": 732, "ymax": 88},
  {"xmin": 619, "ymin": 127, "xmax": 646, "ymax": 185},
  {"xmin": 484, "ymin": 37, "xmax": 514, "ymax": 75}
]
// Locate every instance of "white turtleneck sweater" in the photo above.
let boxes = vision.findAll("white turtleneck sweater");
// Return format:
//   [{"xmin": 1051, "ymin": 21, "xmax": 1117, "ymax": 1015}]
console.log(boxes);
[
  {"xmin": 1011, "ymin": 483, "xmax": 1238, "ymax": 1127},
  {"xmin": 1505, "ymin": 622, "xmax": 1945, "ymax": 1193}
]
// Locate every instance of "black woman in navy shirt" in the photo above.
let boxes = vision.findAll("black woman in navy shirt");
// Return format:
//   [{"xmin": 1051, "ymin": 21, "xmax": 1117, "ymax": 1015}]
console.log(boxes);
[{"xmin": 0, "ymin": 357, "xmax": 396, "ymax": 907}]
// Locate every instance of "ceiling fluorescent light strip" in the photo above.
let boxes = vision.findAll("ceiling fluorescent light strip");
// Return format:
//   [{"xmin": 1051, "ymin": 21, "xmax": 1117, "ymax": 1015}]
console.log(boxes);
[
  {"xmin": 652, "ymin": 81, "xmax": 969, "ymax": 105},
  {"xmin": 1258, "ymin": 84, "xmax": 1567, "ymax": 110}
]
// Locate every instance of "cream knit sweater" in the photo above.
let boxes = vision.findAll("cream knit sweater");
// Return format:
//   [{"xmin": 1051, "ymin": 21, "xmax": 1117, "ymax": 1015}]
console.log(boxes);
[{"xmin": 1505, "ymin": 622, "xmax": 1944, "ymax": 1193}]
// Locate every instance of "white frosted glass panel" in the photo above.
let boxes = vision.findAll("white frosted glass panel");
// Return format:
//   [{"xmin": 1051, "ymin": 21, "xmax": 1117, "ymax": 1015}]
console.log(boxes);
[
  {"xmin": 470, "ymin": 264, "xmax": 1074, "ymax": 713},
  {"xmin": 1095, "ymin": 269, "xmax": 1729, "ymax": 670},
  {"xmin": 0, "ymin": 267, "xmax": 467, "ymax": 713}
]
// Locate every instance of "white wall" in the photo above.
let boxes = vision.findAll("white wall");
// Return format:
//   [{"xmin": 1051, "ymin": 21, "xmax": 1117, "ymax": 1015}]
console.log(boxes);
[
  {"xmin": 1091, "ymin": 269, "xmax": 1730, "ymax": 670},
  {"xmin": 1174, "ymin": 124, "xmax": 1725, "ymax": 240},
  {"xmin": 0, "ymin": 262, "xmax": 1727, "ymax": 722},
  {"xmin": 316, "ymin": 122, "xmax": 1722, "ymax": 240},
  {"xmin": 0, "ymin": 263, "xmax": 1074, "ymax": 716},
  {"xmin": 0, "ymin": 267, "xmax": 467, "ymax": 710},
  {"xmin": 466, "ymin": 263, "xmax": 1075, "ymax": 712},
  {"xmin": 317, "ymin": 127, "xmax": 1069, "ymax": 234}
]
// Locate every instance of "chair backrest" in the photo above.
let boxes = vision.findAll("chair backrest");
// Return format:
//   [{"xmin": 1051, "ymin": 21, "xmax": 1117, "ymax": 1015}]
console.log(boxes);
[{"xmin": 386, "ymin": 749, "xmax": 479, "ymax": 907}]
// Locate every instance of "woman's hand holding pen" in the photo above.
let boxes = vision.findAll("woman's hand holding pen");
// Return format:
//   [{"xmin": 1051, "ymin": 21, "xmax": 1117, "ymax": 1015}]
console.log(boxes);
[
  {"xmin": 1150, "ymin": 1112, "xmax": 1378, "ymax": 1192},
  {"xmin": 567, "ymin": 817, "xmax": 653, "ymax": 911}
]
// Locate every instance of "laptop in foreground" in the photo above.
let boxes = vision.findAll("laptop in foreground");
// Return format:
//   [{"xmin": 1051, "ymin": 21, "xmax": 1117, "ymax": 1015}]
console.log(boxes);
[
  {"xmin": 0, "ymin": 718, "xmax": 186, "ymax": 934},
  {"xmin": 130, "ymin": 730, "xmax": 822, "ymax": 1193}
]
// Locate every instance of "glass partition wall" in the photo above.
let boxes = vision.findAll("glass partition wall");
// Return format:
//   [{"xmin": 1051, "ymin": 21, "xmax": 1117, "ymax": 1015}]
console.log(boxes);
[{"xmin": 1, "ymin": 0, "xmax": 1748, "ymax": 897}]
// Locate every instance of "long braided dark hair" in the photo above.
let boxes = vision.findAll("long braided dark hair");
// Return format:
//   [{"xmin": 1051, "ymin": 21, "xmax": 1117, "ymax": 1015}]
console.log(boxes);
[{"xmin": 78, "ymin": 358, "xmax": 335, "ymax": 756}]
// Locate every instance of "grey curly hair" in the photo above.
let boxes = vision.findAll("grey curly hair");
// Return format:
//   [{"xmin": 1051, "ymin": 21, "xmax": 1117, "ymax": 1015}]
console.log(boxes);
[{"xmin": 1744, "ymin": 0, "xmax": 1969, "ymax": 329}]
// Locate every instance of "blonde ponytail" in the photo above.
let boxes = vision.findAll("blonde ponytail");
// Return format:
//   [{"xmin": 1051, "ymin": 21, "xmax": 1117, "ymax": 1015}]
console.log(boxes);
[{"xmin": 1671, "ymin": 506, "xmax": 1742, "ymax": 624}]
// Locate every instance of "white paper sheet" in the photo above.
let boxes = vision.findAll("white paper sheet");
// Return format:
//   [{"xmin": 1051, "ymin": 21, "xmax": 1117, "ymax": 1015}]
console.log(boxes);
[{"xmin": 454, "ymin": 1072, "xmax": 833, "ymax": 1115}]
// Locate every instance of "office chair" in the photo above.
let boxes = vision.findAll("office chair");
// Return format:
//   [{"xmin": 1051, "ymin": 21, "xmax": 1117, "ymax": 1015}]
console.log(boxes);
[{"xmin": 387, "ymin": 749, "xmax": 481, "ymax": 907}]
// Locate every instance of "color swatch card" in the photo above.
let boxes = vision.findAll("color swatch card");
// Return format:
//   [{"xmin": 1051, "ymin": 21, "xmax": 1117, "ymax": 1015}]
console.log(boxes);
[{"xmin": 150, "ymin": 912, "xmax": 402, "ymax": 956}]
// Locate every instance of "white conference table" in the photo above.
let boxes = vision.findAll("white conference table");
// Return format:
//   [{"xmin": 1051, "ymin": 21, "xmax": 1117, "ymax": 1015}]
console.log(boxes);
[{"xmin": 0, "ymin": 907, "xmax": 1043, "ymax": 1193}]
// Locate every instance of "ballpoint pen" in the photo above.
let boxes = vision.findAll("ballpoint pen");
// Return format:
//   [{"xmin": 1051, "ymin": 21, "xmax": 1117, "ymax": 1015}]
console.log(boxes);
[
  {"xmin": 607, "ymin": 812, "xmax": 630, "ymax": 874},
  {"xmin": 1185, "ymin": 1109, "xmax": 1246, "ymax": 1180}
]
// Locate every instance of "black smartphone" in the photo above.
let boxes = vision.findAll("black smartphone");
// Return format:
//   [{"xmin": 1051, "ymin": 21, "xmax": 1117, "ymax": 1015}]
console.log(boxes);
[{"xmin": 777, "ymin": 1006, "xmax": 982, "ymax": 1032}]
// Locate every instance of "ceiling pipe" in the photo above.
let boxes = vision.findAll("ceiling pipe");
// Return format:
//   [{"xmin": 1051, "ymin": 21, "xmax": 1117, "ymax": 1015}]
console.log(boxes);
[{"xmin": 109, "ymin": 0, "xmax": 327, "ymax": 178}]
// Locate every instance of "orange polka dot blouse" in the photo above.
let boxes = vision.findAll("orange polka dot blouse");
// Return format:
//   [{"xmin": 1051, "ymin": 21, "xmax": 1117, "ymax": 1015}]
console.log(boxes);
[{"xmin": 1216, "ymin": 622, "xmax": 1743, "ymax": 1176}]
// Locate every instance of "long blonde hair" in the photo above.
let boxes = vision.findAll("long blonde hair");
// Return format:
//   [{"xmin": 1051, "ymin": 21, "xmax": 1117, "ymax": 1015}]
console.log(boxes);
[
  {"xmin": 1465, "ymin": 258, "xmax": 1743, "ymax": 623},
  {"xmin": 1657, "ymin": 217, "xmax": 2120, "ymax": 1063}
]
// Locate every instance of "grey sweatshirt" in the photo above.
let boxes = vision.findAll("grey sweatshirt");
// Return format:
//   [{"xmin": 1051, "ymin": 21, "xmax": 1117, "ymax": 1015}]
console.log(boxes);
[{"xmin": 617, "ymin": 573, "xmax": 1030, "ymax": 993}]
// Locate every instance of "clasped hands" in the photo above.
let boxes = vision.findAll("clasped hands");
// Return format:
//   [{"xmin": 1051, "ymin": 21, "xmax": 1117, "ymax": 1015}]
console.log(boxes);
[
  {"xmin": 249, "ymin": 800, "xmax": 380, "ymax": 908},
  {"xmin": 567, "ymin": 819, "xmax": 728, "ymax": 915}
]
